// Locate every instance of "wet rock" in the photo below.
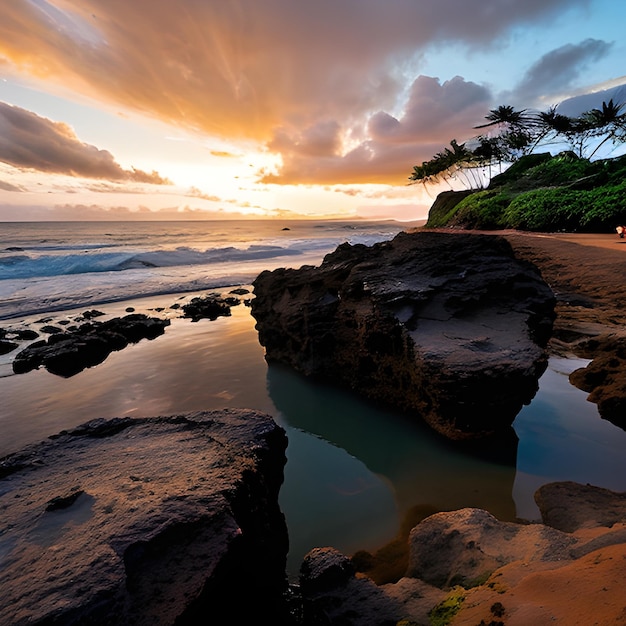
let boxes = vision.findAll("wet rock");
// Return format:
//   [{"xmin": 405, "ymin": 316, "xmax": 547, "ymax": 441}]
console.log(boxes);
[
  {"xmin": 0, "ymin": 339, "xmax": 18, "ymax": 355},
  {"xmin": 0, "ymin": 409, "xmax": 290, "ymax": 625},
  {"xmin": 12, "ymin": 313, "xmax": 170, "ymax": 377},
  {"xmin": 39, "ymin": 325, "xmax": 63, "ymax": 334},
  {"xmin": 252, "ymin": 231, "xmax": 555, "ymax": 441},
  {"xmin": 299, "ymin": 547, "xmax": 446, "ymax": 626},
  {"xmin": 10, "ymin": 329, "xmax": 40, "ymax": 341},
  {"xmin": 82, "ymin": 309, "xmax": 106, "ymax": 320},
  {"xmin": 181, "ymin": 294, "xmax": 234, "ymax": 322},
  {"xmin": 568, "ymin": 333, "xmax": 626, "ymax": 429},
  {"xmin": 535, "ymin": 481, "xmax": 626, "ymax": 533}
]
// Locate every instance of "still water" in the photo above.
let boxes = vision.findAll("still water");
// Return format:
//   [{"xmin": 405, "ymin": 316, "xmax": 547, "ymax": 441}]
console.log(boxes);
[{"xmin": 2, "ymin": 294, "xmax": 626, "ymax": 577}]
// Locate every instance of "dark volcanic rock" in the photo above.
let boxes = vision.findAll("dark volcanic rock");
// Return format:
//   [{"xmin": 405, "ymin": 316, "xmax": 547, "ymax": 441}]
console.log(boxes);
[
  {"xmin": 299, "ymin": 547, "xmax": 445, "ymax": 625},
  {"xmin": 12, "ymin": 313, "xmax": 170, "ymax": 377},
  {"xmin": 181, "ymin": 294, "xmax": 234, "ymax": 322},
  {"xmin": 251, "ymin": 231, "xmax": 555, "ymax": 441},
  {"xmin": 567, "ymin": 333, "xmax": 626, "ymax": 429},
  {"xmin": 0, "ymin": 339, "xmax": 18, "ymax": 355},
  {"xmin": 0, "ymin": 409, "xmax": 290, "ymax": 625}
]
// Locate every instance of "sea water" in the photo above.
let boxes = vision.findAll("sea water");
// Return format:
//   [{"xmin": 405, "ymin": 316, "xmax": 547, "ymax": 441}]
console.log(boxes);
[
  {"xmin": 0, "ymin": 219, "xmax": 412, "ymax": 318},
  {"xmin": 2, "ymin": 219, "xmax": 626, "ymax": 578}
]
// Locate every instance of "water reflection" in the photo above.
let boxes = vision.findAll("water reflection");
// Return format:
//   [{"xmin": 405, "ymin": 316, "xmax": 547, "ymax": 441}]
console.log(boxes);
[
  {"xmin": 512, "ymin": 357, "xmax": 626, "ymax": 520},
  {"xmin": 268, "ymin": 364, "xmax": 520, "ymax": 551}
]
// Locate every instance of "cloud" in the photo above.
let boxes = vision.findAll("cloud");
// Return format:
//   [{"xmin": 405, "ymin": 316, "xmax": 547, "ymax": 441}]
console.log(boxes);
[
  {"xmin": 0, "ymin": 179, "xmax": 25, "ymax": 192},
  {"xmin": 506, "ymin": 39, "xmax": 614, "ymax": 106},
  {"xmin": 0, "ymin": 0, "xmax": 605, "ymax": 187},
  {"xmin": 555, "ymin": 81, "xmax": 626, "ymax": 117},
  {"xmin": 262, "ymin": 75, "xmax": 492, "ymax": 185},
  {"xmin": 0, "ymin": 202, "xmax": 281, "ymax": 221},
  {"xmin": 0, "ymin": 102, "xmax": 171, "ymax": 183},
  {"xmin": 0, "ymin": 0, "xmax": 586, "ymax": 142}
]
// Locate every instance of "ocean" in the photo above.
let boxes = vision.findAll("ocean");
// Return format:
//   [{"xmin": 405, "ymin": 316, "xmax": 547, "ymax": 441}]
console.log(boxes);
[
  {"xmin": 2, "ymin": 219, "xmax": 626, "ymax": 578},
  {"xmin": 0, "ymin": 219, "xmax": 416, "ymax": 318}
]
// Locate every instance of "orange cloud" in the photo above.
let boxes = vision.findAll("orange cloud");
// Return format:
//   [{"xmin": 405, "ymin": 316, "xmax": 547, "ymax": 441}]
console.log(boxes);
[
  {"xmin": 0, "ymin": 0, "xmax": 595, "ymax": 186},
  {"xmin": 0, "ymin": 102, "xmax": 170, "ymax": 183},
  {"xmin": 0, "ymin": 179, "xmax": 25, "ymax": 192},
  {"xmin": 262, "ymin": 76, "xmax": 491, "ymax": 185},
  {"xmin": 0, "ymin": 1, "xmax": 584, "ymax": 138}
]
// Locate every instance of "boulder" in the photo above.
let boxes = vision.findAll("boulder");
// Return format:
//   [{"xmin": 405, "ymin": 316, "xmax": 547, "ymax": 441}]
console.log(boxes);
[
  {"xmin": 405, "ymin": 508, "xmax": 575, "ymax": 588},
  {"xmin": 0, "ymin": 409, "xmax": 290, "ymax": 625},
  {"xmin": 12, "ymin": 313, "xmax": 170, "ymax": 377},
  {"xmin": 0, "ymin": 339, "xmax": 18, "ymax": 354},
  {"xmin": 181, "ymin": 294, "xmax": 235, "ymax": 322},
  {"xmin": 535, "ymin": 480, "xmax": 626, "ymax": 533},
  {"xmin": 251, "ymin": 231, "xmax": 555, "ymax": 440},
  {"xmin": 299, "ymin": 547, "xmax": 446, "ymax": 626}
]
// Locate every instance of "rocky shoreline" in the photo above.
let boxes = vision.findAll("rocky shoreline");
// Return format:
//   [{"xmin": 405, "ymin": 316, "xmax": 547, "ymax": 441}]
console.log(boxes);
[
  {"xmin": 0, "ymin": 410, "xmax": 291, "ymax": 625},
  {"xmin": 251, "ymin": 230, "xmax": 556, "ymax": 442},
  {"xmin": 1, "ymin": 229, "xmax": 626, "ymax": 624}
]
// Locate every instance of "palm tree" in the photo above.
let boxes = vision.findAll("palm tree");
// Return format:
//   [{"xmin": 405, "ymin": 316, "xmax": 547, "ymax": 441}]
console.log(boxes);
[
  {"xmin": 474, "ymin": 105, "xmax": 535, "ymax": 158},
  {"xmin": 409, "ymin": 140, "xmax": 484, "ymax": 190},
  {"xmin": 474, "ymin": 105, "xmax": 530, "ymax": 130},
  {"xmin": 580, "ymin": 99, "xmax": 626, "ymax": 159},
  {"xmin": 529, "ymin": 106, "xmax": 575, "ymax": 152}
]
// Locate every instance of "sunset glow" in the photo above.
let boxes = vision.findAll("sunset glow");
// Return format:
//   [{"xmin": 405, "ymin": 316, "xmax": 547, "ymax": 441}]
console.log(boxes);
[{"xmin": 0, "ymin": 0, "xmax": 624, "ymax": 221}]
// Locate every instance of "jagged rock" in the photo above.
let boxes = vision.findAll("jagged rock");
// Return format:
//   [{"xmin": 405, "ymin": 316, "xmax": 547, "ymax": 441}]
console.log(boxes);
[
  {"xmin": 0, "ymin": 409, "xmax": 290, "ymax": 625},
  {"xmin": 181, "ymin": 294, "xmax": 234, "ymax": 322},
  {"xmin": 10, "ymin": 329, "xmax": 40, "ymax": 341},
  {"xmin": 82, "ymin": 309, "xmax": 106, "ymax": 320},
  {"xmin": 0, "ymin": 339, "xmax": 18, "ymax": 354},
  {"xmin": 299, "ymin": 547, "xmax": 446, "ymax": 626},
  {"xmin": 39, "ymin": 324, "xmax": 63, "ymax": 334},
  {"xmin": 567, "ymin": 333, "xmax": 626, "ymax": 429},
  {"xmin": 251, "ymin": 231, "xmax": 555, "ymax": 440},
  {"xmin": 12, "ymin": 313, "xmax": 170, "ymax": 377}
]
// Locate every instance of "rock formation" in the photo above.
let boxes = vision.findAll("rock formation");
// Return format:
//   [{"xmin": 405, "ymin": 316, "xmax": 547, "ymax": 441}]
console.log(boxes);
[
  {"xmin": 0, "ymin": 409, "xmax": 290, "ymax": 625},
  {"xmin": 298, "ymin": 482, "xmax": 626, "ymax": 625},
  {"xmin": 567, "ymin": 332, "xmax": 626, "ymax": 429},
  {"xmin": 12, "ymin": 313, "xmax": 170, "ymax": 377},
  {"xmin": 251, "ymin": 230, "xmax": 555, "ymax": 440}
]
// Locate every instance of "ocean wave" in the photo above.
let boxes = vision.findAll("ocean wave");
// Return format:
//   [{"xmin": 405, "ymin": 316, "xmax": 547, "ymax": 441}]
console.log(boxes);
[{"xmin": 0, "ymin": 244, "xmax": 304, "ymax": 280}]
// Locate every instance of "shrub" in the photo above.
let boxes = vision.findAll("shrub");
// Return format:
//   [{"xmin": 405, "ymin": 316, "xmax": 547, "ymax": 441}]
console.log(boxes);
[{"xmin": 449, "ymin": 191, "xmax": 511, "ymax": 229}]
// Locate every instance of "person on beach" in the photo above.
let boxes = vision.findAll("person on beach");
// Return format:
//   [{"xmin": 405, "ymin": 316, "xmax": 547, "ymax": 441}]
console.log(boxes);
[{"xmin": 617, "ymin": 225, "xmax": 625, "ymax": 238}]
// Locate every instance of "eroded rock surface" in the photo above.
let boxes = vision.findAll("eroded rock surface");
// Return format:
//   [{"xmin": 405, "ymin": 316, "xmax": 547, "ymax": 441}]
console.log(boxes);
[
  {"xmin": 252, "ymin": 231, "xmax": 555, "ymax": 440},
  {"xmin": 299, "ymin": 483, "xmax": 626, "ymax": 626},
  {"xmin": 0, "ymin": 409, "xmax": 289, "ymax": 625}
]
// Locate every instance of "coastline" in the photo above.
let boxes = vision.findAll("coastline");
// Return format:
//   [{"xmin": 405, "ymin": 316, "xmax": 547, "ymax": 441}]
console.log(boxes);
[{"xmin": 2, "ymin": 227, "xmax": 626, "ymax": 587}]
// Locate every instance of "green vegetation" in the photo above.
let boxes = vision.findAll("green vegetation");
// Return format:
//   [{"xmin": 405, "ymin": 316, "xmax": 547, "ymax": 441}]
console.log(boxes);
[
  {"xmin": 423, "ymin": 151, "xmax": 626, "ymax": 232},
  {"xmin": 428, "ymin": 587, "xmax": 465, "ymax": 626},
  {"xmin": 412, "ymin": 100, "xmax": 626, "ymax": 232}
]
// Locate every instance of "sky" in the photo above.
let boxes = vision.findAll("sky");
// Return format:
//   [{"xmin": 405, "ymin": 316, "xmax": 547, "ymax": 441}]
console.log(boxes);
[{"xmin": 0, "ymin": 0, "xmax": 625, "ymax": 222}]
